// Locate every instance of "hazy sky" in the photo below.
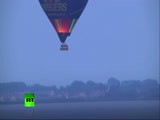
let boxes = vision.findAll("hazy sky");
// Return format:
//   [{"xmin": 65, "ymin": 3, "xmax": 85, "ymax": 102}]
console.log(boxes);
[{"xmin": 0, "ymin": 0, "xmax": 159, "ymax": 87}]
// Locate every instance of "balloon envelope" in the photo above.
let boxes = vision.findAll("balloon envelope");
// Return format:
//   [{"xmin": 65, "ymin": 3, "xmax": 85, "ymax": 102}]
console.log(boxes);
[{"xmin": 39, "ymin": 0, "xmax": 88, "ymax": 43}]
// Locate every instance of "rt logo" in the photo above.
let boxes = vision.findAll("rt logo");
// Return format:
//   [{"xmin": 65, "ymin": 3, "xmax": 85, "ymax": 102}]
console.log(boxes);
[{"xmin": 24, "ymin": 93, "xmax": 35, "ymax": 107}]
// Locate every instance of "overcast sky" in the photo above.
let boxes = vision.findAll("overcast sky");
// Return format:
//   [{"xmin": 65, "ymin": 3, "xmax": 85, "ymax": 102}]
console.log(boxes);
[{"xmin": 0, "ymin": 0, "xmax": 159, "ymax": 87}]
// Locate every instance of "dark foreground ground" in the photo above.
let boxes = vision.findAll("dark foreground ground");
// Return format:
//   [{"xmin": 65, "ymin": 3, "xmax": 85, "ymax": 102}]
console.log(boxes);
[{"xmin": 0, "ymin": 100, "xmax": 159, "ymax": 119}]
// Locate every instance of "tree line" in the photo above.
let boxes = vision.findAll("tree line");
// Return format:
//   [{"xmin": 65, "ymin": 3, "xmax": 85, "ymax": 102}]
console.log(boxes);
[{"xmin": 0, "ymin": 78, "xmax": 159, "ymax": 103}]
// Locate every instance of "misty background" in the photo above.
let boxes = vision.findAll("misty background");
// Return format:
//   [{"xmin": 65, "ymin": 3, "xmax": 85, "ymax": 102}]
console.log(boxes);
[
  {"xmin": 0, "ymin": 0, "xmax": 159, "ymax": 87},
  {"xmin": 0, "ymin": 0, "xmax": 159, "ymax": 119}
]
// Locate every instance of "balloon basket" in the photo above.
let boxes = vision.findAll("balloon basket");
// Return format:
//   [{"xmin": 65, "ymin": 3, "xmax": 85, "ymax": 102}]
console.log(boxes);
[{"xmin": 60, "ymin": 44, "xmax": 68, "ymax": 51}]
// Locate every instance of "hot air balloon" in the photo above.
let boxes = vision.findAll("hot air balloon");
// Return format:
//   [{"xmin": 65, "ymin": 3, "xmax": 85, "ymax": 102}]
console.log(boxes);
[{"xmin": 39, "ymin": 0, "xmax": 88, "ymax": 51}]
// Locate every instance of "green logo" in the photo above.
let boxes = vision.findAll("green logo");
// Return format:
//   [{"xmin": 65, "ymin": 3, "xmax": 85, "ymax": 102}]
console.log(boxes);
[{"xmin": 24, "ymin": 93, "xmax": 35, "ymax": 107}]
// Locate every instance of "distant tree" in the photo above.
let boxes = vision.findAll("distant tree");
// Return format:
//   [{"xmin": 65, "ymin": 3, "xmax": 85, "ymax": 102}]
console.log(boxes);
[
  {"xmin": 107, "ymin": 77, "xmax": 120, "ymax": 88},
  {"xmin": 67, "ymin": 80, "xmax": 86, "ymax": 96},
  {"xmin": 50, "ymin": 85, "xmax": 57, "ymax": 91},
  {"xmin": 120, "ymin": 80, "xmax": 142, "ymax": 99},
  {"xmin": 96, "ymin": 83, "xmax": 106, "ymax": 91},
  {"xmin": 141, "ymin": 79, "xmax": 159, "ymax": 99},
  {"xmin": 29, "ymin": 84, "xmax": 57, "ymax": 92},
  {"xmin": 85, "ymin": 81, "xmax": 97, "ymax": 96},
  {"xmin": 58, "ymin": 86, "xmax": 64, "ymax": 94},
  {"xmin": 86, "ymin": 81, "xmax": 97, "ymax": 89},
  {"xmin": 105, "ymin": 78, "xmax": 121, "ymax": 99}
]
